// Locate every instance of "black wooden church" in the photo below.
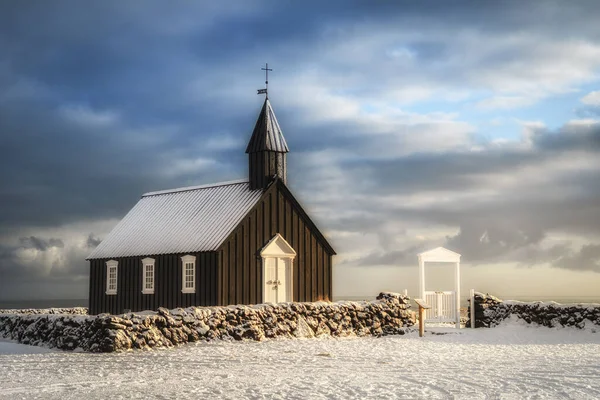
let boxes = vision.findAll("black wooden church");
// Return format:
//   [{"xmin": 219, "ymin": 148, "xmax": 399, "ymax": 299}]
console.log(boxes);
[{"xmin": 87, "ymin": 93, "xmax": 336, "ymax": 315}]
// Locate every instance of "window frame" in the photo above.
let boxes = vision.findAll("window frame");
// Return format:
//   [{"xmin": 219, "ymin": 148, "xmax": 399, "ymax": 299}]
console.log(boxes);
[
  {"xmin": 105, "ymin": 260, "xmax": 118, "ymax": 295},
  {"xmin": 181, "ymin": 255, "xmax": 196, "ymax": 294},
  {"xmin": 141, "ymin": 257, "xmax": 155, "ymax": 294}
]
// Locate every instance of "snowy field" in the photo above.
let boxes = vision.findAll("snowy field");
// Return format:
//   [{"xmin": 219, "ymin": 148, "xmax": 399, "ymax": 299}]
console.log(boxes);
[{"xmin": 1, "ymin": 318, "xmax": 600, "ymax": 399}]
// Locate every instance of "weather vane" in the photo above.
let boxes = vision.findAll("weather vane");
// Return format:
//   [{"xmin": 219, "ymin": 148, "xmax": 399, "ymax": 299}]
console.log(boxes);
[{"xmin": 257, "ymin": 63, "xmax": 272, "ymax": 97}]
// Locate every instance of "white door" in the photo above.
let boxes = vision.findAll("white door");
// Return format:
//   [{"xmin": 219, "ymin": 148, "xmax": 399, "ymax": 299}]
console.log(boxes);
[
  {"xmin": 277, "ymin": 258, "xmax": 289, "ymax": 303},
  {"xmin": 264, "ymin": 257, "xmax": 292, "ymax": 303},
  {"xmin": 264, "ymin": 258, "xmax": 278, "ymax": 303}
]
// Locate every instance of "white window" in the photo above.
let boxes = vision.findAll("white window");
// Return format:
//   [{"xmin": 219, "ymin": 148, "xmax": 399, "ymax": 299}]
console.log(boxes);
[
  {"xmin": 141, "ymin": 257, "xmax": 155, "ymax": 294},
  {"xmin": 181, "ymin": 255, "xmax": 196, "ymax": 293},
  {"xmin": 106, "ymin": 260, "xmax": 118, "ymax": 295}
]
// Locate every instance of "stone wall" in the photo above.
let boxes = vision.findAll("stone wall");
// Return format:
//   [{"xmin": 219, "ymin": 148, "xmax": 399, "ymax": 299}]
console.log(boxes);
[
  {"xmin": 468, "ymin": 292, "xmax": 600, "ymax": 329},
  {"xmin": 0, "ymin": 314, "xmax": 108, "ymax": 351},
  {"xmin": 0, "ymin": 307, "xmax": 88, "ymax": 315},
  {"xmin": 0, "ymin": 292, "xmax": 415, "ymax": 352}
]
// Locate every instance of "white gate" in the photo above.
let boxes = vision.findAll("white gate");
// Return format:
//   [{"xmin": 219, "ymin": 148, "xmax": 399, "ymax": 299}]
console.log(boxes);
[
  {"xmin": 418, "ymin": 247, "xmax": 462, "ymax": 328},
  {"xmin": 424, "ymin": 291, "xmax": 457, "ymax": 323}
]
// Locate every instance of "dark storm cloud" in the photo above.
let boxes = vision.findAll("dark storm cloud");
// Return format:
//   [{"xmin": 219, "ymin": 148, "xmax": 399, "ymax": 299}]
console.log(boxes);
[
  {"xmin": 0, "ymin": 2, "xmax": 322, "ymax": 232},
  {"xmin": 86, "ymin": 234, "xmax": 102, "ymax": 249},
  {"xmin": 0, "ymin": 68, "xmax": 253, "ymax": 231},
  {"xmin": 1, "ymin": 0, "xmax": 600, "ymax": 299},
  {"xmin": 446, "ymin": 224, "xmax": 545, "ymax": 264},
  {"xmin": 19, "ymin": 236, "xmax": 64, "ymax": 251},
  {"xmin": 0, "ymin": 234, "xmax": 93, "ymax": 300},
  {"xmin": 345, "ymin": 124, "xmax": 599, "ymax": 212},
  {"xmin": 324, "ymin": 123, "xmax": 600, "ymax": 270},
  {"xmin": 0, "ymin": 98, "xmax": 166, "ymax": 229},
  {"xmin": 553, "ymin": 244, "xmax": 600, "ymax": 272},
  {"xmin": 534, "ymin": 124, "xmax": 600, "ymax": 152},
  {"xmin": 343, "ymin": 245, "xmax": 432, "ymax": 268},
  {"xmin": 0, "ymin": 246, "xmax": 23, "ymax": 292}
]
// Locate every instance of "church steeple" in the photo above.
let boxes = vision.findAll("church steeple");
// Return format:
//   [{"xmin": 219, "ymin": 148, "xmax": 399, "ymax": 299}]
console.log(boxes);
[{"xmin": 246, "ymin": 97, "xmax": 289, "ymax": 190}]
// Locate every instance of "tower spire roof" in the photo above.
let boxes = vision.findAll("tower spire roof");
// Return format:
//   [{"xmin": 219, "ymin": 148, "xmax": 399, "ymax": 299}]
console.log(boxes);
[{"xmin": 245, "ymin": 98, "xmax": 289, "ymax": 153}]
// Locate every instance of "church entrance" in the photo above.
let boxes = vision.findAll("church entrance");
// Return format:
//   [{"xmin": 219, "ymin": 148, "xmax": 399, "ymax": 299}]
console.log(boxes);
[
  {"xmin": 260, "ymin": 234, "xmax": 296, "ymax": 303},
  {"xmin": 264, "ymin": 257, "xmax": 291, "ymax": 303}
]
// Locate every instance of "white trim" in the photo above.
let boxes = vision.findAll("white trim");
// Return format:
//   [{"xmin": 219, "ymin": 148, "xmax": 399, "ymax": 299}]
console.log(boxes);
[
  {"xmin": 141, "ymin": 257, "xmax": 155, "ymax": 294},
  {"xmin": 263, "ymin": 257, "xmax": 275, "ymax": 303},
  {"xmin": 181, "ymin": 255, "xmax": 196, "ymax": 294},
  {"xmin": 417, "ymin": 246, "xmax": 461, "ymax": 262},
  {"xmin": 284, "ymin": 257, "xmax": 293, "ymax": 302},
  {"xmin": 105, "ymin": 260, "xmax": 118, "ymax": 295},
  {"xmin": 260, "ymin": 233, "xmax": 297, "ymax": 257}
]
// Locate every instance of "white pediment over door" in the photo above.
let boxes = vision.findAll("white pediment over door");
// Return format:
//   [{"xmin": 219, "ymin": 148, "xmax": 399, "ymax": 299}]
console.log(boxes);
[
  {"xmin": 417, "ymin": 246, "xmax": 461, "ymax": 263},
  {"xmin": 260, "ymin": 233, "xmax": 296, "ymax": 258}
]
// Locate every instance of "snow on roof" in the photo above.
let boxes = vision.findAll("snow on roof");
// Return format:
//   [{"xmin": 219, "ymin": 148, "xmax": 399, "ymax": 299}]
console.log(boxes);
[
  {"xmin": 87, "ymin": 180, "xmax": 263, "ymax": 259},
  {"xmin": 142, "ymin": 179, "xmax": 249, "ymax": 197}
]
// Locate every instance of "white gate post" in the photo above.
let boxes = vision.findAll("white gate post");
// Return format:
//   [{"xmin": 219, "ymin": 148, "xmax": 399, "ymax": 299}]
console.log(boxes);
[
  {"xmin": 418, "ymin": 257, "xmax": 425, "ymax": 301},
  {"xmin": 455, "ymin": 261, "xmax": 461, "ymax": 329}
]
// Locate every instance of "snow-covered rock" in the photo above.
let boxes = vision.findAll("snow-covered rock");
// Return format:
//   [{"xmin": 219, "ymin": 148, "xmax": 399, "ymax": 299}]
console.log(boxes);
[
  {"xmin": 0, "ymin": 293, "xmax": 415, "ymax": 352},
  {"xmin": 0, "ymin": 307, "xmax": 87, "ymax": 315},
  {"xmin": 293, "ymin": 315, "xmax": 315, "ymax": 338},
  {"xmin": 468, "ymin": 292, "xmax": 600, "ymax": 329}
]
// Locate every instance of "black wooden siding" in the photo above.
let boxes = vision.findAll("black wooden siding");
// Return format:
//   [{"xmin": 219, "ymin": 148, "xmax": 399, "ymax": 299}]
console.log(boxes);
[
  {"xmin": 248, "ymin": 151, "xmax": 287, "ymax": 190},
  {"xmin": 88, "ymin": 180, "xmax": 335, "ymax": 314},
  {"xmin": 217, "ymin": 180, "xmax": 334, "ymax": 306},
  {"xmin": 89, "ymin": 252, "xmax": 218, "ymax": 315}
]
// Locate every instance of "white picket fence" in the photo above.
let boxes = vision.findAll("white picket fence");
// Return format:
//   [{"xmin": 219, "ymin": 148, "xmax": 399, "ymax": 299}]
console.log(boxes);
[{"xmin": 423, "ymin": 291, "xmax": 457, "ymax": 323}]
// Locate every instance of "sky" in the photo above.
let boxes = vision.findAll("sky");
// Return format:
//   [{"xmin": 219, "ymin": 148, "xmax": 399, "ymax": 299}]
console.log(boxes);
[{"xmin": 1, "ymin": 1, "xmax": 599, "ymax": 302}]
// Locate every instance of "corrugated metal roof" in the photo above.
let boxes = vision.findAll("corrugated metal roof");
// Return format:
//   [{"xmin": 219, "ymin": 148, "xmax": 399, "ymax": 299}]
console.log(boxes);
[
  {"xmin": 245, "ymin": 98, "xmax": 289, "ymax": 153},
  {"xmin": 87, "ymin": 180, "xmax": 263, "ymax": 259}
]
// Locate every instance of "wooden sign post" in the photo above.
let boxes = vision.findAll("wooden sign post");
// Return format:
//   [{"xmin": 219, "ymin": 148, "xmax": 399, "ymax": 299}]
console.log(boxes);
[{"xmin": 414, "ymin": 298, "xmax": 431, "ymax": 337}]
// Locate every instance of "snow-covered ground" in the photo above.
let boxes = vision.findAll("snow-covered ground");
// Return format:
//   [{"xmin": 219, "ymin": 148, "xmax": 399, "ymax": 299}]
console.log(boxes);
[{"xmin": 1, "ymin": 318, "xmax": 599, "ymax": 399}]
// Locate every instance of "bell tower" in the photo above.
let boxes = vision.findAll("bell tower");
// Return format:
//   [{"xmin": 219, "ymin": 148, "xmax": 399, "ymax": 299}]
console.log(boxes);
[
  {"xmin": 246, "ymin": 64, "xmax": 289, "ymax": 190},
  {"xmin": 246, "ymin": 98, "xmax": 289, "ymax": 190}
]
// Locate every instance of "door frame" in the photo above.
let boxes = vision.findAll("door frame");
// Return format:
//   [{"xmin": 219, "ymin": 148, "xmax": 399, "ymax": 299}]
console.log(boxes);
[{"xmin": 260, "ymin": 234, "xmax": 296, "ymax": 303}]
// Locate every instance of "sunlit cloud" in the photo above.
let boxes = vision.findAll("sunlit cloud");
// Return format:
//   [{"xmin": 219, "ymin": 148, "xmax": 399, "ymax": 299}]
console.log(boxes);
[{"xmin": 580, "ymin": 90, "xmax": 600, "ymax": 105}]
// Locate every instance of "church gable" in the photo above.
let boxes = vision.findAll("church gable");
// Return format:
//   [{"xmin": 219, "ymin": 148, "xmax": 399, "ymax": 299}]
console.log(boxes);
[
  {"xmin": 274, "ymin": 180, "xmax": 336, "ymax": 255},
  {"xmin": 217, "ymin": 178, "xmax": 335, "ymax": 306}
]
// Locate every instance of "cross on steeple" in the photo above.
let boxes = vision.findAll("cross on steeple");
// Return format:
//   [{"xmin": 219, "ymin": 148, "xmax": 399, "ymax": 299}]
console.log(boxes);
[{"xmin": 257, "ymin": 63, "xmax": 272, "ymax": 97}]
